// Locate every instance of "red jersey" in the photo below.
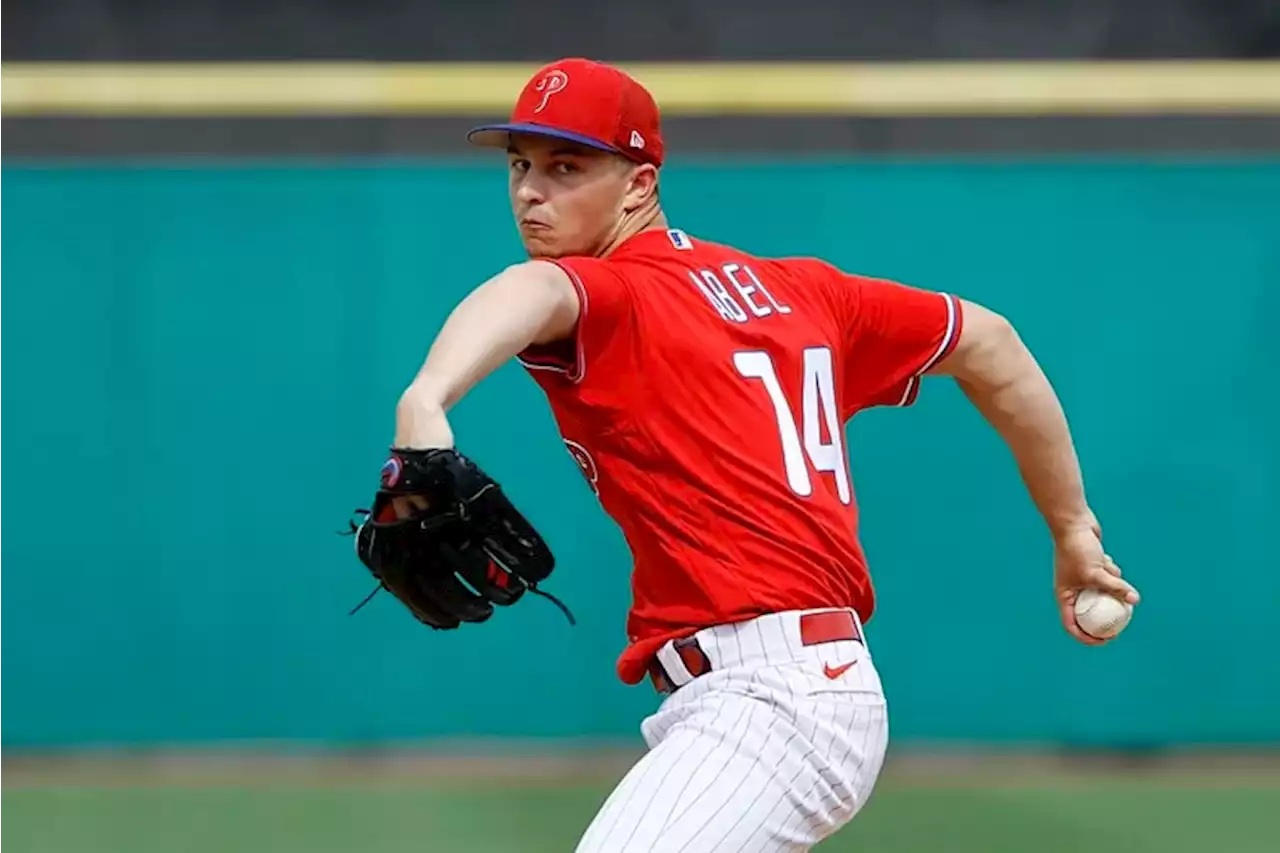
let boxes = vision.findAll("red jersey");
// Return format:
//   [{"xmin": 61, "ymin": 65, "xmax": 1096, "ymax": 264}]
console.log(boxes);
[{"xmin": 518, "ymin": 228, "xmax": 962, "ymax": 685}]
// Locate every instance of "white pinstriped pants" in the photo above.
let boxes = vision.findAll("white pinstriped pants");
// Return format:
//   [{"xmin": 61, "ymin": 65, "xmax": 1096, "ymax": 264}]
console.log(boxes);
[{"xmin": 576, "ymin": 609, "xmax": 889, "ymax": 852}]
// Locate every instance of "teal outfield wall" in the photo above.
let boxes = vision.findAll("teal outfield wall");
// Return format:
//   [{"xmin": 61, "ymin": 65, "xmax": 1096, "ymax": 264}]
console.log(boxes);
[{"xmin": 3, "ymin": 161, "xmax": 1279, "ymax": 748}]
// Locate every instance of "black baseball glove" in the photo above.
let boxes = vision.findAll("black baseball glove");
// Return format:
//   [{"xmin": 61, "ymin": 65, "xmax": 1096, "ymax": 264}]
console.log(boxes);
[{"xmin": 346, "ymin": 447, "xmax": 572, "ymax": 629}]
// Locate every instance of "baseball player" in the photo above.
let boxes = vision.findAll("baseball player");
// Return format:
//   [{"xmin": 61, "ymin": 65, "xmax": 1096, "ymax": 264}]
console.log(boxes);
[{"xmin": 351, "ymin": 58, "xmax": 1141, "ymax": 851}]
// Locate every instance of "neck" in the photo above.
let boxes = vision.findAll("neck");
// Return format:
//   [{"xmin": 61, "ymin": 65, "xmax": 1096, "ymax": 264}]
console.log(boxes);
[{"xmin": 598, "ymin": 204, "xmax": 667, "ymax": 257}]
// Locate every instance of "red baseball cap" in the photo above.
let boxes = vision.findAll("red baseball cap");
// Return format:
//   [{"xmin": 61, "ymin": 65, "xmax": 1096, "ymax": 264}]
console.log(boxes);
[{"xmin": 467, "ymin": 58, "xmax": 665, "ymax": 167}]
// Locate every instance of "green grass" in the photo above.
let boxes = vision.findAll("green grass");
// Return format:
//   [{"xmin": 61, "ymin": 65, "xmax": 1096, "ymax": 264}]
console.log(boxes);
[{"xmin": 5, "ymin": 780, "xmax": 1277, "ymax": 852}]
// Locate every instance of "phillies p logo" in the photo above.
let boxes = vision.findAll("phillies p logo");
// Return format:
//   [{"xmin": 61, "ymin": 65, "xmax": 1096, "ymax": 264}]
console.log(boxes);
[{"xmin": 533, "ymin": 70, "xmax": 569, "ymax": 113}]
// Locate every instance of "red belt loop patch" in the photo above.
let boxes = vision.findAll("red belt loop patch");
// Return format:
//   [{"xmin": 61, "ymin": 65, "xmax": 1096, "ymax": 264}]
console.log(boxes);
[{"xmin": 799, "ymin": 611, "xmax": 860, "ymax": 646}]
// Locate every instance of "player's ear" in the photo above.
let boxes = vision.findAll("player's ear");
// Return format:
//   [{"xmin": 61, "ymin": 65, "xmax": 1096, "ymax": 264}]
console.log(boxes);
[{"xmin": 622, "ymin": 164, "xmax": 659, "ymax": 213}]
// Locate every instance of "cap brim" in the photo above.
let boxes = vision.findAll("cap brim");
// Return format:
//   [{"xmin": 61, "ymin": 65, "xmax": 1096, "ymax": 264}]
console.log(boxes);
[{"xmin": 466, "ymin": 122, "xmax": 620, "ymax": 154}]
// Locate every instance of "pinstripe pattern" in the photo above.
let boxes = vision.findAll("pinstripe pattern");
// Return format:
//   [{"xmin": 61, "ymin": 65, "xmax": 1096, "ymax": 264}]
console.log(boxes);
[{"xmin": 575, "ymin": 609, "xmax": 889, "ymax": 853}]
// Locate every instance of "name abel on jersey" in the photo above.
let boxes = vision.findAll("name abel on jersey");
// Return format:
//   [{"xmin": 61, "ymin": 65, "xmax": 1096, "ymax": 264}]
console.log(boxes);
[
  {"xmin": 688, "ymin": 264, "xmax": 792, "ymax": 324},
  {"xmin": 667, "ymin": 229, "xmax": 792, "ymax": 324}
]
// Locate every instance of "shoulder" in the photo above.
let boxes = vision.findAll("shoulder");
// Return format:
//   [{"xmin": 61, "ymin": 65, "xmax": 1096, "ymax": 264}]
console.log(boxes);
[
  {"xmin": 504, "ymin": 258, "xmax": 576, "ymax": 285},
  {"xmin": 770, "ymin": 254, "xmax": 872, "ymax": 278},
  {"xmin": 770, "ymin": 256, "xmax": 897, "ymax": 295},
  {"xmin": 489, "ymin": 259, "xmax": 579, "ymax": 299},
  {"xmin": 750, "ymin": 255, "xmax": 856, "ymax": 303},
  {"xmin": 768, "ymin": 255, "xmax": 841, "ymax": 277},
  {"xmin": 536, "ymin": 255, "xmax": 633, "ymax": 311},
  {"xmin": 491, "ymin": 259, "xmax": 582, "ymax": 316}
]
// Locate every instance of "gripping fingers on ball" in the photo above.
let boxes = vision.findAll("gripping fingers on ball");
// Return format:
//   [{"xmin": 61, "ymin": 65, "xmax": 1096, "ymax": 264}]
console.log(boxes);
[
  {"xmin": 1098, "ymin": 554, "xmax": 1141, "ymax": 603},
  {"xmin": 1060, "ymin": 601, "xmax": 1107, "ymax": 646},
  {"xmin": 1101, "ymin": 554, "xmax": 1122, "ymax": 577},
  {"xmin": 1092, "ymin": 569, "xmax": 1140, "ymax": 604}
]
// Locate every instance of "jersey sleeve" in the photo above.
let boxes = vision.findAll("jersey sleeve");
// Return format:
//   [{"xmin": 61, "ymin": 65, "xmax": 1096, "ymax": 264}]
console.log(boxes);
[
  {"xmin": 516, "ymin": 257, "xmax": 632, "ymax": 383},
  {"xmin": 830, "ymin": 268, "xmax": 963, "ymax": 413}
]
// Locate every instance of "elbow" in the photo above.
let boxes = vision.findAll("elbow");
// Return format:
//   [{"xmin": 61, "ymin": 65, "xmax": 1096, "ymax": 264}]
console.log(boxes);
[
  {"xmin": 982, "ymin": 310, "xmax": 1021, "ymax": 355},
  {"xmin": 397, "ymin": 378, "xmax": 448, "ymax": 420}
]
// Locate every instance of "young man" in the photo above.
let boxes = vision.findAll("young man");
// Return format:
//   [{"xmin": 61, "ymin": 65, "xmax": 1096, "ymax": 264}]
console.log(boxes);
[{"xmin": 392, "ymin": 58, "xmax": 1140, "ymax": 851}]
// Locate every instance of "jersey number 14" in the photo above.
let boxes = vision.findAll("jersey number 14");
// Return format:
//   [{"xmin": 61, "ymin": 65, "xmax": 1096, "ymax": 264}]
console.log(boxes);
[{"xmin": 734, "ymin": 347, "xmax": 852, "ymax": 505}]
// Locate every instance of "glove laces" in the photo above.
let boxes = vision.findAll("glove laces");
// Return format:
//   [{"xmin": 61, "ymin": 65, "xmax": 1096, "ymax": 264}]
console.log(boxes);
[{"xmin": 527, "ymin": 584, "xmax": 576, "ymax": 626}]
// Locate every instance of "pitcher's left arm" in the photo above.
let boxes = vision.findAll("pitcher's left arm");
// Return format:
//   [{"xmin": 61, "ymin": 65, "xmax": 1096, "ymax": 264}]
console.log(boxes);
[{"xmin": 395, "ymin": 261, "xmax": 579, "ymax": 449}]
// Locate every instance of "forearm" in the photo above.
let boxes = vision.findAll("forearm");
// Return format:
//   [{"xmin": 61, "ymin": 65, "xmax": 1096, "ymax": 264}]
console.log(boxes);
[
  {"xmin": 942, "ymin": 308, "xmax": 1093, "ymax": 535},
  {"xmin": 395, "ymin": 261, "xmax": 578, "ymax": 448}
]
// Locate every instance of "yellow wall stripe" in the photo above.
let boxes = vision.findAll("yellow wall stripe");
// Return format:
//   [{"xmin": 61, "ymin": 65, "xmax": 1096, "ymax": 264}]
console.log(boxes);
[{"xmin": 4, "ymin": 61, "xmax": 1280, "ymax": 116}]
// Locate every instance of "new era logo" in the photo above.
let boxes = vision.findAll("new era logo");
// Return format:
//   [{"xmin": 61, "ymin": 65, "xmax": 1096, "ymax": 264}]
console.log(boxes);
[{"xmin": 629, "ymin": 130, "xmax": 645, "ymax": 149}]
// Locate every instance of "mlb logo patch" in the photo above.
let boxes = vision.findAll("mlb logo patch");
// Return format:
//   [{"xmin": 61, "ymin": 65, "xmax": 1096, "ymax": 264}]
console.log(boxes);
[{"xmin": 667, "ymin": 229, "xmax": 693, "ymax": 250}]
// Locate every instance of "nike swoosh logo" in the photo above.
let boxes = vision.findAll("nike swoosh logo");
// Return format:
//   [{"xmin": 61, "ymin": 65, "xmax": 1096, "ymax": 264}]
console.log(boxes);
[{"xmin": 823, "ymin": 661, "xmax": 857, "ymax": 680}]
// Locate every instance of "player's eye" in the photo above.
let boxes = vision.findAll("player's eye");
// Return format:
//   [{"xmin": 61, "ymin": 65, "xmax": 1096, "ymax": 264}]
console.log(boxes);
[
  {"xmin": 552, "ymin": 161, "xmax": 579, "ymax": 175},
  {"xmin": 509, "ymin": 159, "xmax": 531, "ymax": 173}
]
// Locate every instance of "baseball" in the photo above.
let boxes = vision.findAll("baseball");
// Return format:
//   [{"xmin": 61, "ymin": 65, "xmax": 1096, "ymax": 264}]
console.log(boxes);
[{"xmin": 1073, "ymin": 588, "xmax": 1134, "ymax": 639}]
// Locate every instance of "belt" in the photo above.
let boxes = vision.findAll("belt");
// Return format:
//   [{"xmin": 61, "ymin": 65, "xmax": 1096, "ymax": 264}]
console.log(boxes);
[{"xmin": 647, "ymin": 609, "xmax": 864, "ymax": 695}]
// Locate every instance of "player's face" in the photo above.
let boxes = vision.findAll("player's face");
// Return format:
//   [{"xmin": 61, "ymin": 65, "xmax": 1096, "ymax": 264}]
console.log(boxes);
[{"xmin": 507, "ymin": 135, "xmax": 636, "ymax": 258}]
